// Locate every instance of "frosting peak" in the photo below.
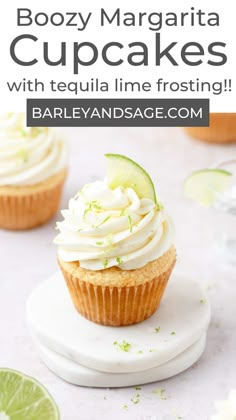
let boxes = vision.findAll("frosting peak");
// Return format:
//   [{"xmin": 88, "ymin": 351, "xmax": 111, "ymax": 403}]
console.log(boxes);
[{"xmin": 55, "ymin": 180, "xmax": 174, "ymax": 270}]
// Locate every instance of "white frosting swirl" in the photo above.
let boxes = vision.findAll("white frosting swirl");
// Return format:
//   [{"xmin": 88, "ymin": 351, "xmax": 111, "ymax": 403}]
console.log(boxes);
[
  {"xmin": 211, "ymin": 390, "xmax": 236, "ymax": 420},
  {"xmin": 0, "ymin": 113, "xmax": 67, "ymax": 186},
  {"xmin": 54, "ymin": 180, "xmax": 174, "ymax": 270}
]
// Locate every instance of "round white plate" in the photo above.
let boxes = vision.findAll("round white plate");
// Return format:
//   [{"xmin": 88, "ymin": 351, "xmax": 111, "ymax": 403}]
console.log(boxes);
[
  {"xmin": 27, "ymin": 271, "xmax": 210, "ymax": 373},
  {"xmin": 35, "ymin": 334, "xmax": 206, "ymax": 387}
]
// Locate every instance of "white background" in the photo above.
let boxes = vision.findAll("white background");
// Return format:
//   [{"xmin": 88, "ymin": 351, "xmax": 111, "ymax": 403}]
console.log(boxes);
[
  {"xmin": 0, "ymin": 0, "xmax": 235, "ymax": 112},
  {"xmin": 0, "ymin": 127, "xmax": 236, "ymax": 419}
]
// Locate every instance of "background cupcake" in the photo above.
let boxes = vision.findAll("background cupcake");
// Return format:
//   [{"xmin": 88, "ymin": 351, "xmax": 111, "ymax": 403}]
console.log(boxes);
[
  {"xmin": 54, "ymin": 154, "xmax": 176, "ymax": 326},
  {"xmin": 0, "ymin": 113, "xmax": 67, "ymax": 230},
  {"xmin": 184, "ymin": 113, "xmax": 236, "ymax": 144}
]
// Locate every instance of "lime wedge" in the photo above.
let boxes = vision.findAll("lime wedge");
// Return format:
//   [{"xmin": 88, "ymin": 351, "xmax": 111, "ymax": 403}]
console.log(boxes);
[
  {"xmin": 105, "ymin": 154, "xmax": 157, "ymax": 203},
  {"xmin": 184, "ymin": 169, "xmax": 232, "ymax": 207},
  {"xmin": 0, "ymin": 368, "xmax": 59, "ymax": 420}
]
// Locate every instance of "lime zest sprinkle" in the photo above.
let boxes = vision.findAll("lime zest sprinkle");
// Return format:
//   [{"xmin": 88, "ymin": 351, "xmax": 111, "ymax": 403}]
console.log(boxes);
[
  {"xmin": 123, "ymin": 405, "xmax": 128, "ymax": 410},
  {"xmin": 20, "ymin": 129, "xmax": 27, "ymax": 137},
  {"xmin": 128, "ymin": 214, "xmax": 133, "ymax": 232},
  {"xmin": 200, "ymin": 299, "xmax": 206, "ymax": 304},
  {"xmin": 83, "ymin": 200, "xmax": 102, "ymax": 219},
  {"xmin": 95, "ymin": 216, "xmax": 111, "ymax": 228},
  {"xmin": 135, "ymin": 386, "xmax": 141, "ymax": 390},
  {"xmin": 96, "ymin": 241, "xmax": 104, "ymax": 246},
  {"xmin": 171, "ymin": 331, "xmax": 176, "ymax": 335},
  {"xmin": 106, "ymin": 233, "xmax": 113, "ymax": 245},
  {"xmin": 156, "ymin": 202, "xmax": 164, "ymax": 211},
  {"xmin": 103, "ymin": 259, "xmax": 109, "ymax": 269},
  {"xmin": 152, "ymin": 388, "xmax": 167, "ymax": 400},
  {"xmin": 120, "ymin": 208, "xmax": 127, "ymax": 216},
  {"xmin": 131, "ymin": 394, "xmax": 140, "ymax": 404},
  {"xmin": 136, "ymin": 350, "xmax": 143, "ymax": 355},
  {"xmin": 172, "ymin": 410, "xmax": 183, "ymax": 419},
  {"xmin": 116, "ymin": 256, "xmax": 123, "ymax": 265},
  {"xmin": 88, "ymin": 200, "xmax": 102, "ymax": 210},
  {"xmin": 16, "ymin": 148, "xmax": 29, "ymax": 163},
  {"xmin": 155, "ymin": 326, "xmax": 161, "ymax": 333},
  {"xmin": 149, "ymin": 348, "xmax": 157, "ymax": 353},
  {"xmin": 113, "ymin": 340, "xmax": 132, "ymax": 352}
]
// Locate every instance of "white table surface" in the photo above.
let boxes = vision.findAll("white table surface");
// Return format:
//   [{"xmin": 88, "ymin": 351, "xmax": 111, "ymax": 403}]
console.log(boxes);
[{"xmin": 0, "ymin": 127, "xmax": 236, "ymax": 420}]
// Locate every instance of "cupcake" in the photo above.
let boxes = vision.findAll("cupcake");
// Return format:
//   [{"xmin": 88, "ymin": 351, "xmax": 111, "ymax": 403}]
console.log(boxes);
[
  {"xmin": 54, "ymin": 154, "xmax": 176, "ymax": 326},
  {"xmin": 184, "ymin": 113, "xmax": 236, "ymax": 144},
  {"xmin": 0, "ymin": 113, "xmax": 67, "ymax": 230}
]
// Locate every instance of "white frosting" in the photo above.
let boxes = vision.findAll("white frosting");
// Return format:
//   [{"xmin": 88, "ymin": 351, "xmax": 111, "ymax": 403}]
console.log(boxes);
[
  {"xmin": 211, "ymin": 390, "xmax": 236, "ymax": 420},
  {"xmin": 0, "ymin": 113, "xmax": 67, "ymax": 186},
  {"xmin": 54, "ymin": 180, "xmax": 174, "ymax": 270}
]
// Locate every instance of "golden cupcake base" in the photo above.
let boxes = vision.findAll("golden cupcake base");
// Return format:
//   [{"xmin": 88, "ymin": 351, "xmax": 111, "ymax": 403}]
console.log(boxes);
[
  {"xmin": 185, "ymin": 113, "xmax": 236, "ymax": 144},
  {"xmin": 0, "ymin": 169, "xmax": 67, "ymax": 230},
  {"xmin": 58, "ymin": 246, "xmax": 176, "ymax": 326},
  {"xmin": 27, "ymin": 270, "xmax": 210, "ymax": 385}
]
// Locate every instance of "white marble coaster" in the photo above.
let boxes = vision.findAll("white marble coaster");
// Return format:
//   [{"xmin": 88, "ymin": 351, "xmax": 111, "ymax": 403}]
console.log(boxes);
[
  {"xmin": 27, "ymin": 271, "xmax": 210, "ymax": 373},
  {"xmin": 35, "ymin": 334, "xmax": 206, "ymax": 387}
]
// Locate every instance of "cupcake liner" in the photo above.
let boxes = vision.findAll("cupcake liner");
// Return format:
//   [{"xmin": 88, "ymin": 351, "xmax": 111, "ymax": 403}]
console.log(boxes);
[
  {"xmin": 59, "ymin": 257, "xmax": 176, "ymax": 326},
  {"xmin": 184, "ymin": 113, "xmax": 236, "ymax": 144},
  {"xmin": 0, "ymin": 170, "xmax": 66, "ymax": 230}
]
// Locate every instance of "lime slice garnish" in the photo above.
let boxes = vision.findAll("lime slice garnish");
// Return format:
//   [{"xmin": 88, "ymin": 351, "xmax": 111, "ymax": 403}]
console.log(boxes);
[
  {"xmin": 184, "ymin": 169, "xmax": 232, "ymax": 207},
  {"xmin": 0, "ymin": 368, "xmax": 59, "ymax": 420},
  {"xmin": 105, "ymin": 154, "xmax": 157, "ymax": 203}
]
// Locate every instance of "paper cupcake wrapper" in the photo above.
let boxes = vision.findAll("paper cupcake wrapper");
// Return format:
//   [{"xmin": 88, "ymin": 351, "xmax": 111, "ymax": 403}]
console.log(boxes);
[
  {"xmin": 60, "ymin": 259, "xmax": 176, "ymax": 326},
  {"xmin": 185, "ymin": 113, "xmax": 236, "ymax": 144},
  {"xmin": 0, "ymin": 171, "xmax": 66, "ymax": 230}
]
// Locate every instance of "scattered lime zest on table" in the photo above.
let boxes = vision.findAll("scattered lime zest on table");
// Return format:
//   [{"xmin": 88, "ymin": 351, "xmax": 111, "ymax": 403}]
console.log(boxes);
[
  {"xmin": 152, "ymin": 388, "xmax": 168, "ymax": 400},
  {"xmin": 0, "ymin": 368, "xmax": 59, "ymax": 420},
  {"xmin": 172, "ymin": 410, "xmax": 184, "ymax": 419},
  {"xmin": 130, "ymin": 393, "xmax": 140, "ymax": 404},
  {"xmin": 184, "ymin": 169, "xmax": 232, "ymax": 207},
  {"xmin": 105, "ymin": 153, "xmax": 157, "ymax": 203},
  {"xmin": 113, "ymin": 340, "xmax": 132, "ymax": 352}
]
